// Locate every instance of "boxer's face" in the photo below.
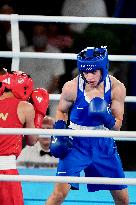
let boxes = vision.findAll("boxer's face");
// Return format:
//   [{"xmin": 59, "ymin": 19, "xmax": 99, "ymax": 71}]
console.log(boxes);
[{"xmin": 83, "ymin": 70, "xmax": 101, "ymax": 87}]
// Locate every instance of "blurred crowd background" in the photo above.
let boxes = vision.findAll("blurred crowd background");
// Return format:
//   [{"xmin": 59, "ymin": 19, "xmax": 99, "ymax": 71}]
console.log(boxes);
[{"xmin": 0, "ymin": 0, "xmax": 136, "ymax": 170}]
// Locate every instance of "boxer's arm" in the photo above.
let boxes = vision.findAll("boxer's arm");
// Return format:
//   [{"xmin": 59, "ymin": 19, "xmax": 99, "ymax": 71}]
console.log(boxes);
[
  {"xmin": 55, "ymin": 80, "xmax": 76, "ymax": 121},
  {"xmin": 111, "ymin": 82, "xmax": 126, "ymax": 130},
  {"xmin": 50, "ymin": 80, "xmax": 76, "ymax": 158},
  {"xmin": 18, "ymin": 101, "xmax": 38, "ymax": 145}
]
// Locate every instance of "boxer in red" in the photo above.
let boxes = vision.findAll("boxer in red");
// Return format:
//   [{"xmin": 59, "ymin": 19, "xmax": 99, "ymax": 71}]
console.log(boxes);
[{"xmin": 0, "ymin": 68, "xmax": 49, "ymax": 205}]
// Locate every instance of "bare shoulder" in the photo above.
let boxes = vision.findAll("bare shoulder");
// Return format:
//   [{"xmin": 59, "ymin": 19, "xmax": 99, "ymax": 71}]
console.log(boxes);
[
  {"xmin": 110, "ymin": 75, "xmax": 126, "ymax": 99},
  {"xmin": 61, "ymin": 77, "xmax": 78, "ymax": 101},
  {"xmin": 17, "ymin": 101, "xmax": 35, "ymax": 125},
  {"xmin": 18, "ymin": 101, "xmax": 35, "ymax": 113},
  {"xmin": 62, "ymin": 77, "xmax": 77, "ymax": 92}
]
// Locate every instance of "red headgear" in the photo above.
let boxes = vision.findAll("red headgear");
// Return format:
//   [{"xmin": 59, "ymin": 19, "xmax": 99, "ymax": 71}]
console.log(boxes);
[
  {"xmin": 0, "ymin": 71, "xmax": 34, "ymax": 100},
  {"xmin": 0, "ymin": 72, "xmax": 10, "ymax": 96}
]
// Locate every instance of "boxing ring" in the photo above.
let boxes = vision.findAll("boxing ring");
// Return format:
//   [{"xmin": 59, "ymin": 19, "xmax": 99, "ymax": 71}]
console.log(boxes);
[
  {"xmin": 19, "ymin": 169, "xmax": 136, "ymax": 205},
  {"xmin": 0, "ymin": 14, "xmax": 136, "ymax": 204}
]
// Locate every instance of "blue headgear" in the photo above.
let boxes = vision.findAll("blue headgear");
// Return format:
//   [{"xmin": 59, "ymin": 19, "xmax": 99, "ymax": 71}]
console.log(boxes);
[{"xmin": 77, "ymin": 46, "xmax": 109, "ymax": 83}]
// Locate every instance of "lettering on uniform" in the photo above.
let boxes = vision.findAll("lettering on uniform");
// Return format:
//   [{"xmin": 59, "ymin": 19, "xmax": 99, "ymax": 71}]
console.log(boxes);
[
  {"xmin": 57, "ymin": 171, "xmax": 66, "ymax": 174},
  {"xmin": 77, "ymin": 107, "xmax": 83, "ymax": 110},
  {"xmin": 0, "ymin": 113, "xmax": 8, "ymax": 120}
]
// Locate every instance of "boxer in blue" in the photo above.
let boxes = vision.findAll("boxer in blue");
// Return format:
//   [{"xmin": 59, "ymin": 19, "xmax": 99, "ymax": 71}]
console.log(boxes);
[{"xmin": 46, "ymin": 46, "xmax": 129, "ymax": 205}]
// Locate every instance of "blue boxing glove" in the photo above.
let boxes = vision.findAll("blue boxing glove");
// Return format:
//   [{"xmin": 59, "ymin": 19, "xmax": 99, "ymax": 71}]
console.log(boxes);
[
  {"xmin": 50, "ymin": 120, "xmax": 73, "ymax": 159},
  {"xmin": 88, "ymin": 97, "xmax": 116, "ymax": 129}
]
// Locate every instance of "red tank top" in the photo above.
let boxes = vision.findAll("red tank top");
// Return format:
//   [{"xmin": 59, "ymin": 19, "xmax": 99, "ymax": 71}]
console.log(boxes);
[{"xmin": 0, "ymin": 97, "xmax": 23, "ymax": 157}]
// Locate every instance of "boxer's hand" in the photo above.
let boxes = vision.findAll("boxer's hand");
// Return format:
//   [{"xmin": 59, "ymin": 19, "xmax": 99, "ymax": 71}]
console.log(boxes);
[
  {"xmin": 30, "ymin": 88, "xmax": 49, "ymax": 128},
  {"xmin": 50, "ymin": 120, "xmax": 73, "ymax": 159},
  {"xmin": 88, "ymin": 97, "xmax": 115, "ymax": 129}
]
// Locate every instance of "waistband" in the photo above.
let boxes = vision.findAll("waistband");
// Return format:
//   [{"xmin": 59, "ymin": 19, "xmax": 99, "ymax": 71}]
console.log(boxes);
[
  {"xmin": 69, "ymin": 121, "xmax": 108, "ymax": 130},
  {"xmin": 0, "ymin": 155, "xmax": 16, "ymax": 170}
]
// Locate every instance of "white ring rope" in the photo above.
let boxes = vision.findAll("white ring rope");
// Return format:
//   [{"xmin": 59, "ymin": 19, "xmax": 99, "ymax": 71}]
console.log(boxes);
[
  {"xmin": 0, "ymin": 128, "xmax": 134, "ymax": 141},
  {"xmin": 0, "ymin": 51, "xmax": 76, "ymax": 60},
  {"xmin": 0, "ymin": 14, "xmax": 136, "ymax": 69},
  {"xmin": 49, "ymin": 94, "xmax": 136, "ymax": 103},
  {"xmin": 0, "ymin": 128, "xmax": 135, "ymax": 138},
  {"xmin": 0, "ymin": 51, "xmax": 136, "ymax": 62},
  {"xmin": 0, "ymin": 15, "xmax": 136, "ymax": 25},
  {"xmin": 0, "ymin": 14, "xmax": 136, "ymax": 68},
  {"xmin": 0, "ymin": 174, "xmax": 135, "ymax": 185}
]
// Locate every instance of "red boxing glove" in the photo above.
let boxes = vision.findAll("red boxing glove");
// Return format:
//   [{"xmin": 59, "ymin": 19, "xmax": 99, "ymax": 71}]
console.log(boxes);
[{"xmin": 30, "ymin": 88, "xmax": 49, "ymax": 128}]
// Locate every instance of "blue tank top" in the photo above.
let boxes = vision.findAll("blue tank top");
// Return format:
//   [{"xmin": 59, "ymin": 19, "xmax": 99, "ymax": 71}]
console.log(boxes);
[{"xmin": 69, "ymin": 74, "xmax": 112, "ymax": 128}]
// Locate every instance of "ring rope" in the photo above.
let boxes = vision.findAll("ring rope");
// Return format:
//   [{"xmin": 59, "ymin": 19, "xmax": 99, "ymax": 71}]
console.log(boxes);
[
  {"xmin": 0, "ymin": 14, "xmax": 136, "ymax": 25},
  {"xmin": 0, "ymin": 174, "xmax": 135, "ymax": 185},
  {"xmin": 49, "ymin": 94, "xmax": 136, "ymax": 103},
  {"xmin": 0, "ymin": 128, "xmax": 135, "ymax": 138},
  {"xmin": 0, "ymin": 51, "xmax": 136, "ymax": 62},
  {"xmin": 0, "ymin": 14, "xmax": 136, "ymax": 71}
]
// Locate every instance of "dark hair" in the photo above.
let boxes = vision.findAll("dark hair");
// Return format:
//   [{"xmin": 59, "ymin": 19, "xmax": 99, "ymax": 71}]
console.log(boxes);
[{"xmin": 0, "ymin": 68, "xmax": 7, "ymax": 75}]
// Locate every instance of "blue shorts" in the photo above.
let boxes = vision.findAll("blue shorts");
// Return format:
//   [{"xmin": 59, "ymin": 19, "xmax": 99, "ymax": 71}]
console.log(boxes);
[{"xmin": 56, "ymin": 137, "xmax": 127, "ymax": 192}]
